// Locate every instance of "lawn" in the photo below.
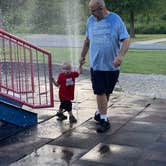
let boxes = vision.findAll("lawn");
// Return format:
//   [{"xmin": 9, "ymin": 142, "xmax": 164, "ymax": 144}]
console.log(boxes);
[
  {"xmin": 121, "ymin": 50, "xmax": 166, "ymax": 75},
  {"xmin": 46, "ymin": 47, "xmax": 81, "ymax": 63},
  {"xmin": 46, "ymin": 47, "xmax": 166, "ymax": 75}
]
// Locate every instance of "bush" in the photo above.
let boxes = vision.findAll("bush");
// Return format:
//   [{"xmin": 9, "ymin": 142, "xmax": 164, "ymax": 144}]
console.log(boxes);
[{"xmin": 135, "ymin": 23, "xmax": 166, "ymax": 34}]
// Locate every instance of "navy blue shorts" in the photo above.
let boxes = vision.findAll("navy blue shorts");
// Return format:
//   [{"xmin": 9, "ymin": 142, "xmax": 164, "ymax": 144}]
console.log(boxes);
[
  {"xmin": 59, "ymin": 100, "xmax": 72, "ymax": 112},
  {"xmin": 90, "ymin": 68, "xmax": 119, "ymax": 95}
]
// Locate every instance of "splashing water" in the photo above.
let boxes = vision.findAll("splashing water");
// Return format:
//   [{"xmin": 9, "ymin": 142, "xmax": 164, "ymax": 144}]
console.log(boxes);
[
  {"xmin": 63, "ymin": 0, "xmax": 82, "ymax": 118},
  {"xmin": 63, "ymin": 0, "xmax": 81, "ymax": 69}
]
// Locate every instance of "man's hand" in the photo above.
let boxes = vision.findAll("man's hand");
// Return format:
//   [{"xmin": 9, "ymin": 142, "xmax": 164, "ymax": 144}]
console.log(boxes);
[
  {"xmin": 113, "ymin": 38, "xmax": 130, "ymax": 67},
  {"xmin": 79, "ymin": 37, "xmax": 89, "ymax": 68},
  {"xmin": 113, "ymin": 55, "xmax": 123, "ymax": 67},
  {"xmin": 78, "ymin": 65, "xmax": 83, "ymax": 74}
]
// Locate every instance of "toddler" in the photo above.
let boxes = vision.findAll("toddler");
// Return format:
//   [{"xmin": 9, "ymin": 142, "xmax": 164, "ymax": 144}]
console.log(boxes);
[{"xmin": 52, "ymin": 62, "xmax": 82, "ymax": 123}]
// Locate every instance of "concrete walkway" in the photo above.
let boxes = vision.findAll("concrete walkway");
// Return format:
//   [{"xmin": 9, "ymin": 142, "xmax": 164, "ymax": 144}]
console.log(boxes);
[
  {"xmin": 25, "ymin": 35, "xmax": 166, "ymax": 50},
  {"xmin": 1, "ymin": 72, "xmax": 166, "ymax": 166},
  {"xmin": 132, "ymin": 38, "xmax": 166, "ymax": 44},
  {"xmin": 1, "ymin": 32, "xmax": 166, "ymax": 165},
  {"xmin": 130, "ymin": 38, "xmax": 166, "ymax": 50}
]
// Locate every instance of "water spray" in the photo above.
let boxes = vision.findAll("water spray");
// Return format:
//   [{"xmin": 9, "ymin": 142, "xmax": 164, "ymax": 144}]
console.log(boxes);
[{"xmin": 64, "ymin": 0, "xmax": 81, "ymax": 120}]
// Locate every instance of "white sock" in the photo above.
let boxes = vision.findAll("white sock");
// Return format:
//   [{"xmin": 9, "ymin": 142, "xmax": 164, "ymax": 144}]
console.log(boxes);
[
  {"xmin": 100, "ymin": 114, "xmax": 108, "ymax": 121},
  {"xmin": 95, "ymin": 110, "xmax": 100, "ymax": 115}
]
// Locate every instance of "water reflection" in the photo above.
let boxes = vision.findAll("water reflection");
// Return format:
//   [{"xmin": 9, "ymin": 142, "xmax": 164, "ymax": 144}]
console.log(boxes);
[
  {"xmin": 61, "ymin": 148, "xmax": 74, "ymax": 166},
  {"xmin": 98, "ymin": 144, "xmax": 111, "ymax": 158}
]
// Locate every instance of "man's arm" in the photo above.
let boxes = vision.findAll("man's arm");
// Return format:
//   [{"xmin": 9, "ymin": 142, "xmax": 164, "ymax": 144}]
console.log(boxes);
[
  {"xmin": 79, "ymin": 37, "xmax": 90, "ymax": 66},
  {"xmin": 78, "ymin": 64, "xmax": 83, "ymax": 74},
  {"xmin": 113, "ymin": 38, "xmax": 130, "ymax": 67}
]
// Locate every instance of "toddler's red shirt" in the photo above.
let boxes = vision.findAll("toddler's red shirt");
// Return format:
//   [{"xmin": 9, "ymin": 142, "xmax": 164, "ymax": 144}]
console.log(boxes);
[{"xmin": 57, "ymin": 71, "xmax": 79, "ymax": 100}]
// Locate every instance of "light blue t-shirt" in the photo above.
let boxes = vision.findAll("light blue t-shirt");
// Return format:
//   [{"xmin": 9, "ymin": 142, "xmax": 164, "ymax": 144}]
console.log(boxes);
[{"xmin": 86, "ymin": 12, "xmax": 129, "ymax": 71}]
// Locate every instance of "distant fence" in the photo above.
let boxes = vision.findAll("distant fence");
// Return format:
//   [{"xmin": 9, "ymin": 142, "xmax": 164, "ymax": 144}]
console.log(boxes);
[{"xmin": 0, "ymin": 29, "xmax": 54, "ymax": 108}]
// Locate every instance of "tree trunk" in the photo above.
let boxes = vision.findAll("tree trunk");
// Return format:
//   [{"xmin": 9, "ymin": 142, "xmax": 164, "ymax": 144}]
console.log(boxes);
[
  {"xmin": 130, "ymin": 11, "xmax": 135, "ymax": 38},
  {"xmin": 0, "ymin": 9, "xmax": 3, "ymax": 28}
]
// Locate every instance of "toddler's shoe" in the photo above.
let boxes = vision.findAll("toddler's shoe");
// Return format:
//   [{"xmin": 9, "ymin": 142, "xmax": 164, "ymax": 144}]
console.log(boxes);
[
  {"xmin": 56, "ymin": 112, "xmax": 67, "ymax": 121},
  {"xmin": 56, "ymin": 111, "xmax": 63, "ymax": 116},
  {"xmin": 69, "ymin": 115, "xmax": 77, "ymax": 123}
]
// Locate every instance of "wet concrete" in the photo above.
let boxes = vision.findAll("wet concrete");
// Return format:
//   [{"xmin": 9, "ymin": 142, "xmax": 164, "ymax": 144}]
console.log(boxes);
[{"xmin": 0, "ymin": 74, "xmax": 166, "ymax": 166}]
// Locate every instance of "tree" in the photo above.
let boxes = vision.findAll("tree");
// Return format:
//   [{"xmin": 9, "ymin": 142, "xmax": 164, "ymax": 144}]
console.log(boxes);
[
  {"xmin": 0, "ymin": 0, "xmax": 26, "ymax": 31},
  {"xmin": 31, "ymin": 0, "xmax": 88, "ymax": 34},
  {"xmin": 105, "ymin": 0, "xmax": 157, "ymax": 38},
  {"xmin": 31, "ymin": 0, "xmax": 66, "ymax": 34}
]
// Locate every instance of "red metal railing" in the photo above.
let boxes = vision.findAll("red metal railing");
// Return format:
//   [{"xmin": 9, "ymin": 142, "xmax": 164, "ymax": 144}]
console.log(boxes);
[{"xmin": 0, "ymin": 29, "xmax": 54, "ymax": 108}]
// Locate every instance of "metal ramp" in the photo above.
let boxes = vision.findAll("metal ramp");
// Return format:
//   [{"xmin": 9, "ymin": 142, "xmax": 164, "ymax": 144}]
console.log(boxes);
[
  {"xmin": 0, "ymin": 96, "xmax": 37, "ymax": 126},
  {"xmin": 0, "ymin": 29, "xmax": 54, "ymax": 126}
]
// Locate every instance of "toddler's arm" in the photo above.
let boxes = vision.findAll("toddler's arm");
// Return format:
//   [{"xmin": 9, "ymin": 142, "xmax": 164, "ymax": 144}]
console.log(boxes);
[{"xmin": 52, "ymin": 78, "xmax": 59, "ymax": 87}]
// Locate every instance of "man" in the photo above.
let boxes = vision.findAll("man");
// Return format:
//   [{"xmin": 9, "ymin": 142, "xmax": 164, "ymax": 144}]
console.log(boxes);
[{"xmin": 79, "ymin": 0, "xmax": 130, "ymax": 133}]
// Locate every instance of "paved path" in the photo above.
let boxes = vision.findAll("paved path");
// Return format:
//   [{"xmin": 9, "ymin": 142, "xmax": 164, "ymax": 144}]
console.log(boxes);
[
  {"xmin": 130, "ymin": 38, "xmax": 166, "ymax": 50},
  {"xmin": 25, "ymin": 35, "xmax": 166, "ymax": 50},
  {"xmin": 1, "ymin": 72, "xmax": 166, "ymax": 166},
  {"xmin": 25, "ymin": 35, "xmax": 83, "ymax": 48},
  {"xmin": 1, "ymin": 36, "xmax": 166, "ymax": 165}
]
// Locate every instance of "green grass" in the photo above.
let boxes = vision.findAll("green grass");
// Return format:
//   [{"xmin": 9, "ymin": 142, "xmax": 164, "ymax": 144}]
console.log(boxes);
[
  {"xmin": 159, "ymin": 41, "xmax": 166, "ymax": 44},
  {"xmin": 121, "ymin": 50, "xmax": 166, "ymax": 75},
  {"xmin": 46, "ymin": 47, "xmax": 82, "ymax": 63},
  {"xmin": 46, "ymin": 47, "xmax": 166, "ymax": 75}
]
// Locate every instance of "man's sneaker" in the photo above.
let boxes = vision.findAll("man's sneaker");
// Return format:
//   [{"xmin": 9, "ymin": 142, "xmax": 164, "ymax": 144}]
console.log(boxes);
[
  {"xmin": 56, "ymin": 112, "xmax": 67, "ymax": 121},
  {"xmin": 69, "ymin": 115, "xmax": 77, "ymax": 123},
  {"xmin": 97, "ymin": 119, "xmax": 110, "ymax": 133},
  {"xmin": 94, "ymin": 113, "xmax": 101, "ymax": 122}
]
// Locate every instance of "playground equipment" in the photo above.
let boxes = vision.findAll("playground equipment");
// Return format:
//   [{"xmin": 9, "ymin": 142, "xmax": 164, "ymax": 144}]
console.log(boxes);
[{"xmin": 0, "ymin": 29, "xmax": 54, "ymax": 126}]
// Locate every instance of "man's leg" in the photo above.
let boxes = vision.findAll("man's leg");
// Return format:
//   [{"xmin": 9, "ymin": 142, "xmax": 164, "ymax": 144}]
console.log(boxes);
[
  {"xmin": 94, "ymin": 94, "xmax": 107, "ymax": 122},
  {"xmin": 106, "ymin": 94, "xmax": 110, "ymax": 102},
  {"xmin": 97, "ymin": 94, "xmax": 107, "ymax": 115},
  {"xmin": 96, "ymin": 94, "xmax": 110, "ymax": 133}
]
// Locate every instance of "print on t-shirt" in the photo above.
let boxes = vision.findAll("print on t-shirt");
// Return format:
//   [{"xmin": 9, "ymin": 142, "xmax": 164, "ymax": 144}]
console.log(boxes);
[{"xmin": 66, "ymin": 78, "xmax": 74, "ymax": 86}]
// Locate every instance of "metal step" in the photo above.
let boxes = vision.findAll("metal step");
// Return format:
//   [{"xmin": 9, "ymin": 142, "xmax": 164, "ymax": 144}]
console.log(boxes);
[{"xmin": 0, "ymin": 96, "xmax": 37, "ymax": 127}]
